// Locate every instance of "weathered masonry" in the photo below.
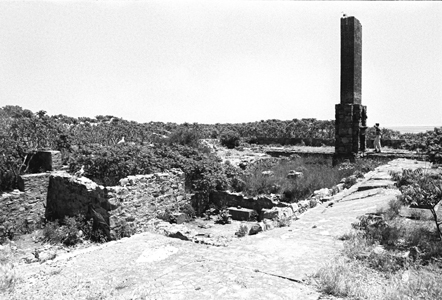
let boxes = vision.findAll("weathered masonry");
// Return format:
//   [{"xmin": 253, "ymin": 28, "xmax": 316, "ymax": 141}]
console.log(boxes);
[{"xmin": 334, "ymin": 16, "xmax": 367, "ymax": 165}]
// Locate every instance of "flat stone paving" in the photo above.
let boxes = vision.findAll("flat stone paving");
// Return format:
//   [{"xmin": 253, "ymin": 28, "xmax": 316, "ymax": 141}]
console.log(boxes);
[{"xmin": 9, "ymin": 159, "xmax": 430, "ymax": 300}]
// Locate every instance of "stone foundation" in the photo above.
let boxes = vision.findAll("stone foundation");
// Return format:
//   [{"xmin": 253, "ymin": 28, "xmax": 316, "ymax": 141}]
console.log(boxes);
[
  {"xmin": 45, "ymin": 169, "xmax": 187, "ymax": 239},
  {"xmin": 192, "ymin": 191, "xmax": 293, "ymax": 218},
  {"xmin": 0, "ymin": 173, "xmax": 51, "ymax": 240}
]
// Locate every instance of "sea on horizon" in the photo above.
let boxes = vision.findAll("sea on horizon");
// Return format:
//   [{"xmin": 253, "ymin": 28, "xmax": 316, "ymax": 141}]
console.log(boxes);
[{"xmin": 385, "ymin": 125, "xmax": 441, "ymax": 134}]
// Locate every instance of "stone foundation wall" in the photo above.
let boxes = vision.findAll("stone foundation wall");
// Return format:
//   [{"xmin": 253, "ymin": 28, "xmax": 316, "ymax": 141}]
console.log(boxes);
[
  {"xmin": 0, "ymin": 173, "xmax": 51, "ymax": 240},
  {"xmin": 45, "ymin": 169, "xmax": 187, "ymax": 239},
  {"xmin": 106, "ymin": 169, "xmax": 187, "ymax": 236},
  {"xmin": 192, "ymin": 191, "xmax": 291, "ymax": 217}
]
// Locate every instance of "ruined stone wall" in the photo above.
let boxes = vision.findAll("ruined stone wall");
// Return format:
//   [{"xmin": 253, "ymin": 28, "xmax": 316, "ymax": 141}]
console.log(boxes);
[
  {"xmin": 192, "ymin": 191, "xmax": 291, "ymax": 216},
  {"xmin": 0, "ymin": 173, "xmax": 50, "ymax": 239},
  {"xmin": 254, "ymin": 138, "xmax": 335, "ymax": 147},
  {"xmin": 45, "ymin": 169, "xmax": 187, "ymax": 239},
  {"xmin": 106, "ymin": 169, "xmax": 187, "ymax": 236}
]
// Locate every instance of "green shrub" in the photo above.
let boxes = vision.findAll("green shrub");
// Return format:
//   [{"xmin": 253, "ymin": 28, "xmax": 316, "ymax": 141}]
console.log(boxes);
[
  {"xmin": 42, "ymin": 215, "xmax": 109, "ymax": 246},
  {"xmin": 68, "ymin": 143, "xmax": 230, "ymax": 196},
  {"xmin": 220, "ymin": 131, "xmax": 240, "ymax": 149},
  {"xmin": 167, "ymin": 127, "xmax": 201, "ymax": 148},
  {"xmin": 215, "ymin": 207, "xmax": 231, "ymax": 225}
]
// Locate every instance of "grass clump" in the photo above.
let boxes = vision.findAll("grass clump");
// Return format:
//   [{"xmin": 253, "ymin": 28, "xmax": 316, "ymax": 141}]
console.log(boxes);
[{"xmin": 0, "ymin": 244, "xmax": 17, "ymax": 293}]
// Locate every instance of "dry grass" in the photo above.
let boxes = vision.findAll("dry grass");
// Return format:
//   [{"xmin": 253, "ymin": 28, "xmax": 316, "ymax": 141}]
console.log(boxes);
[
  {"xmin": 315, "ymin": 256, "xmax": 442, "ymax": 300},
  {"xmin": 239, "ymin": 157, "xmax": 382, "ymax": 202},
  {"xmin": 0, "ymin": 243, "xmax": 17, "ymax": 293},
  {"xmin": 314, "ymin": 199, "xmax": 442, "ymax": 300}
]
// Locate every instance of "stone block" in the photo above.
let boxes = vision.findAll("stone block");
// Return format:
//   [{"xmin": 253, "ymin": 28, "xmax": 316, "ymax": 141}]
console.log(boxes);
[
  {"xmin": 228, "ymin": 207, "xmax": 256, "ymax": 221},
  {"xmin": 260, "ymin": 208, "xmax": 279, "ymax": 220}
]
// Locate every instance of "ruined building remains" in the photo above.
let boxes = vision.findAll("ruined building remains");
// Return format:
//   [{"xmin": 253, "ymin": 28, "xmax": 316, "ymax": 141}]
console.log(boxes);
[{"xmin": 334, "ymin": 16, "xmax": 367, "ymax": 165}]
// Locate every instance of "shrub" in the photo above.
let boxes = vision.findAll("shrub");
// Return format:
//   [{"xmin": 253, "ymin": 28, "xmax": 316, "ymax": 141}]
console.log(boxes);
[
  {"xmin": 167, "ymin": 127, "xmax": 201, "ymax": 148},
  {"xmin": 220, "ymin": 131, "xmax": 240, "ymax": 149},
  {"xmin": 215, "ymin": 207, "xmax": 231, "ymax": 225},
  {"xmin": 42, "ymin": 215, "xmax": 108, "ymax": 246},
  {"xmin": 68, "ymin": 143, "xmax": 230, "ymax": 195}
]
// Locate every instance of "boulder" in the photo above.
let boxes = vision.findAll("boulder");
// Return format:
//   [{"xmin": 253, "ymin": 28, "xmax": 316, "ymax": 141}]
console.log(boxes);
[
  {"xmin": 260, "ymin": 207, "xmax": 293, "ymax": 221},
  {"xmin": 228, "ymin": 207, "xmax": 256, "ymax": 221},
  {"xmin": 261, "ymin": 170, "xmax": 274, "ymax": 177},
  {"xmin": 249, "ymin": 223, "xmax": 263, "ymax": 235},
  {"xmin": 287, "ymin": 170, "xmax": 303, "ymax": 179}
]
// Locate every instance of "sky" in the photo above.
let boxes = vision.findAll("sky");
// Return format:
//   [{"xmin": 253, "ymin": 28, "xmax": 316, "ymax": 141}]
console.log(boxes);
[{"xmin": 0, "ymin": 1, "xmax": 441, "ymax": 126}]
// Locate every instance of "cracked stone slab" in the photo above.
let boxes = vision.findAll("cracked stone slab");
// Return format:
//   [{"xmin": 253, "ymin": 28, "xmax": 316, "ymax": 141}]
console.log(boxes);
[
  {"xmin": 341, "ymin": 188, "xmax": 385, "ymax": 202},
  {"xmin": 357, "ymin": 180, "xmax": 395, "ymax": 191}
]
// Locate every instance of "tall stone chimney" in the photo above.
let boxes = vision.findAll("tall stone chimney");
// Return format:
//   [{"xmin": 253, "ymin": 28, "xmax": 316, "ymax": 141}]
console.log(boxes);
[{"xmin": 333, "ymin": 16, "xmax": 367, "ymax": 165}]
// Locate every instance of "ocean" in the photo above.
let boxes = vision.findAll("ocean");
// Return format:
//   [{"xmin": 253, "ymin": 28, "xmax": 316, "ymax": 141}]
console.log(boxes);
[{"xmin": 385, "ymin": 125, "xmax": 441, "ymax": 134}]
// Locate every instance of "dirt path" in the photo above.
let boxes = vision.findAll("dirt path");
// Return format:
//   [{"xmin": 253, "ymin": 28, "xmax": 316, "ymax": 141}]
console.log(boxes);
[{"xmin": 6, "ymin": 159, "xmax": 430, "ymax": 300}]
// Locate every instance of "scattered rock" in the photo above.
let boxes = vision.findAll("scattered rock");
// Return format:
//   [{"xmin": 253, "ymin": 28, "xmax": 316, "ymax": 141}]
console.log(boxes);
[
  {"xmin": 372, "ymin": 245, "xmax": 385, "ymax": 255},
  {"xmin": 249, "ymin": 224, "xmax": 263, "ymax": 235},
  {"xmin": 166, "ymin": 231, "xmax": 190, "ymax": 241},
  {"xmin": 287, "ymin": 170, "xmax": 303, "ymax": 179},
  {"xmin": 261, "ymin": 170, "xmax": 274, "ymax": 177},
  {"xmin": 260, "ymin": 207, "xmax": 293, "ymax": 221},
  {"xmin": 38, "ymin": 250, "xmax": 57, "ymax": 263}
]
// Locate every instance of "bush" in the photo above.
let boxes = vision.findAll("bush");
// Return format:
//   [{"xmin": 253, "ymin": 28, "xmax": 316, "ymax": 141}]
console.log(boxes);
[
  {"xmin": 215, "ymin": 207, "xmax": 231, "ymax": 224},
  {"xmin": 220, "ymin": 131, "xmax": 240, "ymax": 149},
  {"xmin": 68, "ymin": 143, "xmax": 230, "ymax": 195},
  {"xmin": 42, "ymin": 215, "xmax": 108, "ymax": 246},
  {"xmin": 167, "ymin": 127, "xmax": 201, "ymax": 148}
]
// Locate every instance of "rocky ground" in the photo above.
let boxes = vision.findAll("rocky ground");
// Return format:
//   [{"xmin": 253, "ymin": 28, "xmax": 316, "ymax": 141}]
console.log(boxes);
[{"xmin": 2, "ymin": 158, "xmax": 433, "ymax": 300}]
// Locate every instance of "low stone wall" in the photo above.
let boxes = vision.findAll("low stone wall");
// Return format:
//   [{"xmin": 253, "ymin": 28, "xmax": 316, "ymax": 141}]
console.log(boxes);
[
  {"xmin": 106, "ymin": 169, "xmax": 187, "ymax": 236},
  {"xmin": 0, "ymin": 173, "xmax": 51, "ymax": 240},
  {"xmin": 366, "ymin": 139, "xmax": 405, "ymax": 149},
  {"xmin": 253, "ymin": 137, "xmax": 405, "ymax": 149},
  {"xmin": 192, "ymin": 191, "xmax": 292, "ymax": 217},
  {"xmin": 46, "ymin": 172, "xmax": 111, "ymax": 221},
  {"xmin": 254, "ymin": 137, "xmax": 334, "ymax": 147},
  {"xmin": 45, "ymin": 169, "xmax": 187, "ymax": 239}
]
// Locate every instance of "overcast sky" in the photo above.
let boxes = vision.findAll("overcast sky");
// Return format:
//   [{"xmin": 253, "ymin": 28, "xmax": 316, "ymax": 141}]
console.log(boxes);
[{"xmin": 0, "ymin": 1, "xmax": 440, "ymax": 126}]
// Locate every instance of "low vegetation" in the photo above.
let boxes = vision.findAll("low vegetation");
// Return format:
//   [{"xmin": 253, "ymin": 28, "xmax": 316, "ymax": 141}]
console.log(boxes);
[
  {"xmin": 0, "ymin": 244, "xmax": 16, "ymax": 293},
  {"xmin": 234, "ymin": 157, "xmax": 382, "ymax": 202},
  {"xmin": 314, "ymin": 176, "xmax": 442, "ymax": 299}
]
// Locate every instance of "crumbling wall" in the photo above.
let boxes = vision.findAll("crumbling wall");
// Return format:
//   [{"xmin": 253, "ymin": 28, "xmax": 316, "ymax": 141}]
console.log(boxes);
[
  {"xmin": 45, "ymin": 169, "xmax": 187, "ymax": 239},
  {"xmin": 192, "ymin": 191, "xmax": 292, "ymax": 216},
  {"xmin": 106, "ymin": 169, "xmax": 187, "ymax": 236},
  {"xmin": 0, "ymin": 173, "xmax": 51, "ymax": 240}
]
